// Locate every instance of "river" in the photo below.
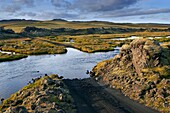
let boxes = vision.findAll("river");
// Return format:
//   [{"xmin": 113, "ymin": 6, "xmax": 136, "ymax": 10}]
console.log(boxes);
[
  {"xmin": 0, "ymin": 47, "xmax": 120, "ymax": 99},
  {"xmin": 111, "ymin": 36, "xmax": 170, "ymax": 40}
]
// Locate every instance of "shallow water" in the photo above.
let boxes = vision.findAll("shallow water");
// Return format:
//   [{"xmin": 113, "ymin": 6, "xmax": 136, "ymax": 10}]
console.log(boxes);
[
  {"xmin": 111, "ymin": 36, "xmax": 170, "ymax": 40},
  {"xmin": 0, "ymin": 47, "xmax": 120, "ymax": 99},
  {"xmin": 111, "ymin": 36, "xmax": 141, "ymax": 40},
  {"xmin": 0, "ymin": 50, "xmax": 16, "ymax": 55}
]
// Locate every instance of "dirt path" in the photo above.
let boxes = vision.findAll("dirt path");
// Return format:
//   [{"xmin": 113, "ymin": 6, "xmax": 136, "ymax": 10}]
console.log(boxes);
[{"xmin": 64, "ymin": 78, "xmax": 160, "ymax": 113}]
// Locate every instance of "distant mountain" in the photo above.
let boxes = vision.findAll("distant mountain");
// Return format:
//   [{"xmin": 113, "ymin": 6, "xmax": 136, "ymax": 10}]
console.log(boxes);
[
  {"xmin": 52, "ymin": 19, "xmax": 68, "ymax": 22},
  {"xmin": 0, "ymin": 19, "xmax": 39, "ymax": 22}
]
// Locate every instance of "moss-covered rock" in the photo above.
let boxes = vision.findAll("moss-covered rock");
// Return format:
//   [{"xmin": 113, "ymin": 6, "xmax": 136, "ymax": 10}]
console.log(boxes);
[
  {"xmin": 0, "ymin": 74, "xmax": 76, "ymax": 113},
  {"xmin": 92, "ymin": 38, "xmax": 170, "ymax": 113}
]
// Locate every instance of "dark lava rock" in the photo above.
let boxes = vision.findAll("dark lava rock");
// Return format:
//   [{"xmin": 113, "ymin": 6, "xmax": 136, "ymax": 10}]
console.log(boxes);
[
  {"xmin": 92, "ymin": 38, "xmax": 170, "ymax": 113},
  {"xmin": 5, "ymin": 106, "xmax": 28, "ymax": 113},
  {"xmin": 0, "ymin": 75, "xmax": 76, "ymax": 113}
]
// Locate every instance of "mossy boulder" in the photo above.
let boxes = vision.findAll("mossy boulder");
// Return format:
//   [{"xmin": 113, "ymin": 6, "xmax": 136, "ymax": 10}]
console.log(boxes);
[
  {"xmin": 0, "ymin": 74, "xmax": 76, "ymax": 113},
  {"xmin": 92, "ymin": 38, "xmax": 170, "ymax": 113}
]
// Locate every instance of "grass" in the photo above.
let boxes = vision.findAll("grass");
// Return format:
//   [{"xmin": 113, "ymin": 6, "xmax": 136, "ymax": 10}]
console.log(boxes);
[
  {"xmin": 0, "ymin": 53, "xmax": 27, "ymax": 62},
  {"xmin": 153, "ymin": 66, "xmax": 170, "ymax": 78},
  {"xmin": 0, "ymin": 38, "xmax": 67, "ymax": 55},
  {"xmin": 0, "ymin": 38, "xmax": 67, "ymax": 62},
  {"xmin": 0, "ymin": 21, "xmax": 117, "ymax": 33},
  {"xmin": 44, "ymin": 35, "xmax": 119, "ymax": 53},
  {"xmin": 41, "ymin": 32, "xmax": 170, "ymax": 40},
  {"xmin": 0, "ymin": 20, "xmax": 170, "ymax": 61},
  {"xmin": 0, "ymin": 36, "xmax": 119, "ymax": 62},
  {"xmin": 0, "ymin": 74, "xmax": 75, "ymax": 113},
  {"xmin": 0, "ymin": 32, "xmax": 170, "ymax": 63},
  {"xmin": 0, "ymin": 33, "xmax": 126, "ymax": 62},
  {"xmin": 96, "ymin": 32, "xmax": 170, "ymax": 39},
  {"xmin": 1, "ymin": 20, "xmax": 170, "ymax": 33},
  {"xmin": 0, "ymin": 75, "xmax": 49, "ymax": 111},
  {"xmin": 154, "ymin": 37, "xmax": 170, "ymax": 42},
  {"xmin": 22, "ymin": 76, "xmax": 48, "ymax": 90}
]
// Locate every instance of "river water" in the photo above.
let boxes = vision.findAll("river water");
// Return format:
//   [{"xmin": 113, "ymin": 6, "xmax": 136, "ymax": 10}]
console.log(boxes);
[
  {"xmin": 111, "ymin": 36, "xmax": 170, "ymax": 40},
  {"xmin": 0, "ymin": 47, "xmax": 120, "ymax": 99}
]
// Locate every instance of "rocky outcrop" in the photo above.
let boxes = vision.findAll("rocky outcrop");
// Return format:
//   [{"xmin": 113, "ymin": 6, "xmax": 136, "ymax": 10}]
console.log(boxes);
[
  {"xmin": 0, "ymin": 74, "xmax": 76, "ymax": 113},
  {"xmin": 92, "ymin": 38, "xmax": 170, "ymax": 113}
]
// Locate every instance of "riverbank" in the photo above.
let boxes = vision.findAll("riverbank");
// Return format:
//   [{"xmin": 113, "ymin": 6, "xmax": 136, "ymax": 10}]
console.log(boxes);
[
  {"xmin": 0, "ymin": 53, "xmax": 27, "ymax": 62},
  {"xmin": 0, "ymin": 74, "xmax": 76, "ymax": 113}
]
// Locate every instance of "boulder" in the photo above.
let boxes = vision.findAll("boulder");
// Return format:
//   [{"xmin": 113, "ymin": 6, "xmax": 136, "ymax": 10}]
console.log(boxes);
[
  {"xmin": 5, "ymin": 106, "xmax": 28, "ymax": 113},
  {"xmin": 0, "ymin": 75, "xmax": 76, "ymax": 113},
  {"xmin": 92, "ymin": 38, "xmax": 170, "ymax": 113}
]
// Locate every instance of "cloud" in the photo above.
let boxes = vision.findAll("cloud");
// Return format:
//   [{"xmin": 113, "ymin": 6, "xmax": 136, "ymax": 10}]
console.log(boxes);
[
  {"xmin": 51, "ymin": 0, "xmax": 71, "ymax": 7},
  {"xmin": 1, "ymin": 5, "xmax": 21, "ymax": 13},
  {"xmin": 51, "ymin": 0, "xmax": 140, "ymax": 12},
  {"xmin": 105, "ymin": 8, "xmax": 170, "ymax": 17},
  {"xmin": 31, "ymin": 12, "xmax": 79, "ymax": 20},
  {"xmin": 73, "ymin": 0, "xmax": 139, "ymax": 12},
  {"xmin": 13, "ymin": 0, "xmax": 35, "ymax": 7},
  {"xmin": 19, "ymin": 12, "xmax": 37, "ymax": 17},
  {"xmin": 0, "ymin": 0, "xmax": 170, "ymax": 23},
  {"xmin": 0, "ymin": 0, "xmax": 35, "ymax": 13}
]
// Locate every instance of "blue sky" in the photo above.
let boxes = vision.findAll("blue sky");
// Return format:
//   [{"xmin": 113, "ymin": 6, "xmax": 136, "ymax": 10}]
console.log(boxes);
[{"xmin": 0, "ymin": 0, "xmax": 170, "ymax": 23}]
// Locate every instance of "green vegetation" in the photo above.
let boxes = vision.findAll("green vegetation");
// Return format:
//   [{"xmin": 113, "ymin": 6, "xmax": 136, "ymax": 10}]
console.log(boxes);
[
  {"xmin": 0, "ymin": 53, "xmax": 27, "ymax": 62},
  {"xmin": 0, "ymin": 27, "xmax": 21, "ymax": 39},
  {"xmin": 0, "ymin": 19, "xmax": 170, "ymax": 62},
  {"xmin": 0, "ymin": 38, "xmax": 67, "ymax": 55},
  {"xmin": 0, "ymin": 35, "xmax": 121, "ymax": 62},
  {"xmin": 0, "ymin": 38, "xmax": 67, "ymax": 62},
  {"xmin": 92, "ymin": 39, "xmax": 170, "ymax": 113},
  {"xmin": 0, "ymin": 74, "xmax": 76, "ymax": 113},
  {"xmin": 20, "ymin": 26, "xmax": 170, "ymax": 38},
  {"xmin": 0, "ymin": 20, "xmax": 170, "ymax": 112},
  {"xmin": 1, "ymin": 20, "xmax": 170, "ymax": 33},
  {"xmin": 1, "ymin": 20, "xmax": 170, "ymax": 39},
  {"xmin": 154, "ymin": 37, "xmax": 170, "ymax": 42},
  {"xmin": 0, "ymin": 76, "xmax": 43, "ymax": 111},
  {"xmin": 45, "ymin": 36, "xmax": 120, "ymax": 53}
]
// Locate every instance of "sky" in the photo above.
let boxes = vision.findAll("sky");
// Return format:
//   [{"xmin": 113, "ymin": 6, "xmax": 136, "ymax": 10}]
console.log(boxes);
[{"xmin": 0, "ymin": 0, "xmax": 170, "ymax": 23}]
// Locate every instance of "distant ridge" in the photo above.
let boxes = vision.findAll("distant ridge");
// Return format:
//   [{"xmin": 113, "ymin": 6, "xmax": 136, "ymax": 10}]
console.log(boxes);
[
  {"xmin": 52, "ymin": 19, "xmax": 68, "ymax": 22},
  {"xmin": 0, "ymin": 19, "xmax": 39, "ymax": 22},
  {"xmin": 71, "ymin": 20, "xmax": 170, "ymax": 26},
  {"xmin": 0, "ymin": 19, "xmax": 170, "ymax": 25}
]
